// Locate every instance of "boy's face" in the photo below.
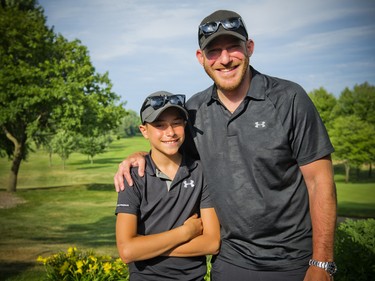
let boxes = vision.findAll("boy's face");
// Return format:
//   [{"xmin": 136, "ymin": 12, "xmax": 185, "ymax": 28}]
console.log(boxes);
[{"xmin": 139, "ymin": 107, "xmax": 186, "ymax": 157}]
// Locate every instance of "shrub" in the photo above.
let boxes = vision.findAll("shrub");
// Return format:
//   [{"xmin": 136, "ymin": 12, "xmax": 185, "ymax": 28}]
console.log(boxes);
[
  {"xmin": 334, "ymin": 218, "xmax": 375, "ymax": 280},
  {"xmin": 37, "ymin": 247, "xmax": 129, "ymax": 281}
]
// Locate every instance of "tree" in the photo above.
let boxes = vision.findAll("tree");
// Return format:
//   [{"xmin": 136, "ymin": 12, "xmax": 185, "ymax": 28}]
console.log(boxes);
[
  {"xmin": 330, "ymin": 116, "xmax": 374, "ymax": 182},
  {"xmin": 50, "ymin": 130, "xmax": 77, "ymax": 170},
  {"xmin": 0, "ymin": 1, "xmax": 126, "ymax": 191},
  {"xmin": 78, "ymin": 133, "xmax": 112, "ymax": 164},
  {"xmin": 308, "ymin": 87, "xmax": 337, "ymax": 130},
  {"xmin": 334, "ymin": 82, "xmax": 375, "ymax": 126},
  {"xmin": 333, "ymin": 83, "xmax": 375, "ymax": 176},
  {"xmin": 117, "ymin": 110, "xmax": 141, "ymax": 137}
]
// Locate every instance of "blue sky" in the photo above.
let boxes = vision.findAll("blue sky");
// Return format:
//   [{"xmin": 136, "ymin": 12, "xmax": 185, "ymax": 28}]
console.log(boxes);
[{"xmin": 39, "ymin": 0, "xmax": 375, "ymax": 112}]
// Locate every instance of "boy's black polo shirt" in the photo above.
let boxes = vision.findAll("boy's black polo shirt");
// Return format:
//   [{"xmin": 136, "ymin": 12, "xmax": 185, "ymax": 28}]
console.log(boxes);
[
  {"xmin": 116, "ymin": 153, "xmax": 211, "ymax": 281},
  {"xmin": 186, "ymin": 66, "xmax": 334, "ymax": 271}
]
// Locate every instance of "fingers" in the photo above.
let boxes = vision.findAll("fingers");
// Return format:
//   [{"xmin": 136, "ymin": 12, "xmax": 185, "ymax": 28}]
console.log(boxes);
[
  {"xmin": 114, "ymin": 152, "xmax": 148, "ymax": 192},
  {"xmin": 114, "ymin": 171, "xmax": 125, "ymax": 192}
]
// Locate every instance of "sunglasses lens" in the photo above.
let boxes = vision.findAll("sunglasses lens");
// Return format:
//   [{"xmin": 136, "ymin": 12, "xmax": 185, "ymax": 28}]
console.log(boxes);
[
  {"xmin": 149, "ymin": 96, "xmax": 165, "ymax": 108},
  {"xmin": 222, "ymin": 18, "xmax": 241, "ymax": 29},
  {"xmin": 169, "ymin": 95, "xmax": 185, "ymax": 106},
  {"xmin": 200, "ymin": 22, "xmax": 219, "ymax": 35}
]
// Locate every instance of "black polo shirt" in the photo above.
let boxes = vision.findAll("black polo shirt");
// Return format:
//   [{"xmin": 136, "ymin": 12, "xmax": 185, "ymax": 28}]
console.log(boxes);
[
  {"xmin": 116, "ymin": 153, "xmax": 211, "ymax": 281},
  {"xmin": 185, "ymin": 66, "xmax": 334, "ymax": 271}
]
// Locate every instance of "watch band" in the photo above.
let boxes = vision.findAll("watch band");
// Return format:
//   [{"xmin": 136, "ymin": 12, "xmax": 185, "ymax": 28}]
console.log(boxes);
[{"xmin": 309, "ymin": 259, "xmax": 337, "ymax": 276}]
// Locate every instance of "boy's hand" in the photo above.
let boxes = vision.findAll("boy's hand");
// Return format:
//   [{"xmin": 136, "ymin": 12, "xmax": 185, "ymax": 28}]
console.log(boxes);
[
  {"xmin": 182, "ymin": 214, "xmax": 203, "ymax": 240},
  {"xmin": 114, "ymin": 151, "xmax": 148, "ymax": 192}
]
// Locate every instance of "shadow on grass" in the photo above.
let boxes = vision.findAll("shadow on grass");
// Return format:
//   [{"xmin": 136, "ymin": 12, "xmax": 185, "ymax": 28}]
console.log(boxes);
[
  {"xmin": 0, "ymin": 261, "xmax": 39, "ymax": 280},
  {"xmin": 338, "ymin": 201, "xmax": 375, "ymax": 218},
  {"xmin": 334, "ymin": 163, "xmax": 375, "ymax": 183},
  {"xmin": 70, "ymin": 157, "xmax": 124, "ymax": 168},
  {"xmin": 9, "ymin": 183, "xmax": 114, "ymax": 191},
  {"xmin": 29, "ymin": 215, "xmax": 116, "ymax": 248}
]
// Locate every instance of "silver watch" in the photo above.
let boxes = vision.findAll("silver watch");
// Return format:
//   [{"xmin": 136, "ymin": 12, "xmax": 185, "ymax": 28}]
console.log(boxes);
[{"xmin": 309, "ymin": 259, "xmax": 337, "ymax": 276}]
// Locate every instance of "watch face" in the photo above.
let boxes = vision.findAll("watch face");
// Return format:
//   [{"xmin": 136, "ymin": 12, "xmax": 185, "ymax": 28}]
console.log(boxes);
[{"xmin": 327, "ymin": 262, "xmax": 337, "ymax": 275}]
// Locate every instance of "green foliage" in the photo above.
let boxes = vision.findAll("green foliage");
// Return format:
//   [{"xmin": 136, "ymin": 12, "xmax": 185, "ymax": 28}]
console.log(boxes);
[
  {"xmin": 334, "ymin": 82, "xmax": 375, "ymax": 126},
  {"xmin": 330, "ymin": 115, "xmax": 374, "ymax": 182},
  {"xmin": 0, "ymin": 2, "xmax": 126, "ymax": 191},
  {"xmin": 78, "ymin": 134, "xmax": 113, "ymax": 164},
  {"xmin": 116, "ymin": 110, "xmax": 141, "ymax": 138},
  {"xmin": 50, "ymin": 130, "xmax": 78, "ymax": 169},
  {"xmin": 308, "ymin": 87, "xmax": 337, "ymax": 129},
  {"xmin": 37, "ymin": 247, "xmax": 129, "ymax": 281},
  {"xmin": 334, "ymin": 219, "xmax": 375, "ymax": 281}
]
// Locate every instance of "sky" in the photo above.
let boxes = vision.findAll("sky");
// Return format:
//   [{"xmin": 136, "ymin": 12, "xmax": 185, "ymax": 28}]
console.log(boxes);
[{"xmin": 38, "ymin": 0, "xmax": 375, "ymax": 112}]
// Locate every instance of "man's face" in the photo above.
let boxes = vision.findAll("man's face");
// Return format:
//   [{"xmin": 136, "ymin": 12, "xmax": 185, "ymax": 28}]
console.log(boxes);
[{"xmin": 197, "ymin": 35, "xmax": 253, "ymax": 92}]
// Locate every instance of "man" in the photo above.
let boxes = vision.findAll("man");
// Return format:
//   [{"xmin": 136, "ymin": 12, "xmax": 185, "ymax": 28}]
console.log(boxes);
[{"xmin": 114, "ymin": 10, "xmax": 337, "ymax": 281}]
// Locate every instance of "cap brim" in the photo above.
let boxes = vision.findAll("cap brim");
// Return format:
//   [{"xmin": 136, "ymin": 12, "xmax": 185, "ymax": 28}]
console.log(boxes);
[{"xmin": 142, "ymin": 104, "xmax": 189, "ymax": 124}]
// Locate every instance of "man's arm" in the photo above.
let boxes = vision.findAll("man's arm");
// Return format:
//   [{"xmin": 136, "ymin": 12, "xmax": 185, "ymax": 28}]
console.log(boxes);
[
  {"xmin": 163, "ymin": 207, "xmax": 220, "ymax": 257},
  {"xmin": 300, "ymin": 155, "xmax": 337, "ymax": 281},
  {"xmin": 114, "ymin": 151, "xmax": 148, "ymax": 191},
  {"xmin": 116, "ymin": 213, "xmax": 203, "ymax": 264}
]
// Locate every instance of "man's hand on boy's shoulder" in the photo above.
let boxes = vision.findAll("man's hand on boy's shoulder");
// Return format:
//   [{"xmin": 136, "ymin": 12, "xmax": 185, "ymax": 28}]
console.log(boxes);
[{"xmin": 114, "ymin": 151, "xmax": 148, "ymax": 192}]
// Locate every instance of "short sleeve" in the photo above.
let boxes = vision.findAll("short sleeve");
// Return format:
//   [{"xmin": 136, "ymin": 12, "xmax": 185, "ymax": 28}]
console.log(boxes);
[
  {"xmin": 290, "ymin": 88, "xmax": 334, "ymax": 165},
  {"xmin": 115, "ymin": 170, "xmax": 142, "ymax": 215}
]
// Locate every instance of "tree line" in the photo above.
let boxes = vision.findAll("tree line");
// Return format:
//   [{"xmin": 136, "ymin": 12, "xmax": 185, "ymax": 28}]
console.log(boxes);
[{"xmin": 308, "ymin": 83, "xmax": 375, "ymax": 182}]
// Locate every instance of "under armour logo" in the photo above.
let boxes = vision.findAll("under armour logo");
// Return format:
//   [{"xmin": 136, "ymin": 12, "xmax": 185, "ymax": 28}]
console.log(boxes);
[
  {"xmin": 183, "ymin": 180, "xmax": 195, "ymax": 188},
  {"xmin": 254, "ymin": 121, "xmax": 266, "ymax": 128}
]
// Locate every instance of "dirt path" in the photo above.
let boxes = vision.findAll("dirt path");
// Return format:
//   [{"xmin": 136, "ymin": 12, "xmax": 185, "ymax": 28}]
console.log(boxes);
[{"xmin": 0, "ymin": 192, "xmax": 26, "ymax": 209}]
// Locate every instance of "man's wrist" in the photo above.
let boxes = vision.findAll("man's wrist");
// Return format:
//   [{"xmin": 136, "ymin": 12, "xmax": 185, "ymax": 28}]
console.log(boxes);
[{"xmin": 309, "ymin": 259, "xmax": 337, "ymax": 276}]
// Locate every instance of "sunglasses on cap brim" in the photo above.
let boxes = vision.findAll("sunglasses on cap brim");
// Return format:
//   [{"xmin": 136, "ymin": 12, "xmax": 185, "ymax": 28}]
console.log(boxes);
[
  {"xmin": 199, "ymin": 17, "xmax": 246, "ymax": 36},
  {"xmin": 141, "ymin": 94, "xmax": 186, "ymax": 112}
]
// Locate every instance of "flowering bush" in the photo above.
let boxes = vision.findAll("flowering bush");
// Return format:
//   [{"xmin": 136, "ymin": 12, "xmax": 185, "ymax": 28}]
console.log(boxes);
[{"xmin": 37, "ymin": 247, "xmax": 129, "ymax": 281}]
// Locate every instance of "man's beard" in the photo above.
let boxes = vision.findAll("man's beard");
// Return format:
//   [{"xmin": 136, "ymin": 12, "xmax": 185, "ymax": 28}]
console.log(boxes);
[{"xmin": 204, "ymin": 55, "xmax": 249, "ymax": 92}]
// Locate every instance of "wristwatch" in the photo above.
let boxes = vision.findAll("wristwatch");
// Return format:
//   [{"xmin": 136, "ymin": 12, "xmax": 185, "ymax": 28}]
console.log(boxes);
[{"xmin": 309, "ymin": 259, "xmax": 337, "ymax": 276}]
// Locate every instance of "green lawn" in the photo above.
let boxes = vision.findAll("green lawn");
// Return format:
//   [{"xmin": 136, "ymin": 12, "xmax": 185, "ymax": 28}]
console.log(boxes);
[{"xmin": 0, "ymin": 136, "xmax": 374, "ymax": 280}]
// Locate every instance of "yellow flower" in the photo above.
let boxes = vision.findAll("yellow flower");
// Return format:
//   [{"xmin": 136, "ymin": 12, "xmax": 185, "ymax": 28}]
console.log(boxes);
[
  {"xmin": 67, "ymin": 247, "xmax": 77, "ymax": 256},
  {"xmin": 75, "ymin": 268, "xmax": 83, "ymax": 274},
  {"xmin": 103, "ymin": 262, "xmax": 112, "ymax": 275},
  {"xmin": 76, "ymin": 260, "xmax": 84, "ymax": 269},
  {"xmin": 90, "ymin": 255, "xmax": 97, "ymax": 262},
  {"xmin": 59, "ymin": 261, "xmax": 70, "ymax": 276},
  {"xmin": 36, "ymin": 256, "xmax": 47, "ymax": 264},
  {"xmin": 88, "ymin": 263, "xmax": 99, "ymax": 272}
]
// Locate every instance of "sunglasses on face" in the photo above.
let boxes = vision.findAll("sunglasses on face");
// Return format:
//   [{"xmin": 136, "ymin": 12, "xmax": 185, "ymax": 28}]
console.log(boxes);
[
  {"xmin": 199, "ymin": 17, "xmax": 245, "ymax": 36},
  {"xmin": 141, "ymin": 94, "xmax": 186, "ymax": 112}
]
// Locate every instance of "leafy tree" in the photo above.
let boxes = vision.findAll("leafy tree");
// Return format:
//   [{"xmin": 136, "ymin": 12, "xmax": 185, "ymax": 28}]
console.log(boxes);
[
  {"xmin": 78, "ymin": 133, "xmax": 112, "ymax": 164},
  {"xmin": 50, "ymin": 130, "xmax": 77, "ymax": 170},
  {"xmin": 0, "ymin": 1, "xmax": 126, "ymax": 191},
  {"xmin": 334, "ymin": 82, "xmax": 375, "ymax": 176},
  {"xmin": 308, "ymin": 87, "xmax": 337, "ymax": 130},
  {"xmin": 117, "ymin": 110, "xmax": 141, "ymax": 137},
  {"xmin": 330, "ymin": 116, "xmax": 374, "ymax": 182},
  {"xmin": 334, "ymin": 82, "xmax": 375, "ymax": 126}
]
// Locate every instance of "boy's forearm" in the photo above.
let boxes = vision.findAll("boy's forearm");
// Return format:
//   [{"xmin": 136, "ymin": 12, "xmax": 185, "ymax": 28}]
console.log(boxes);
[
  {"xmin": 118, "ymin": 225, "xmax": 192, "ymax": 263},
  {"xmin": 164, "ymin": 233, "xmax": 220, "ymax": 257}
]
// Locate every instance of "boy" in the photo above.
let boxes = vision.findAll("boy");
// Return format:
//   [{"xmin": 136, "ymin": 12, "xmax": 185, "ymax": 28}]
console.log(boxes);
[{"xmin": 115, "ymin": 91, "xmax": 220, "ymax": 281}]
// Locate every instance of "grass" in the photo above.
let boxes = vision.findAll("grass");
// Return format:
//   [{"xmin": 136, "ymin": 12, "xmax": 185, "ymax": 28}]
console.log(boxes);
[{"xmin": 0, "ymin": 136, "xmax": 374, "ymax": 280}]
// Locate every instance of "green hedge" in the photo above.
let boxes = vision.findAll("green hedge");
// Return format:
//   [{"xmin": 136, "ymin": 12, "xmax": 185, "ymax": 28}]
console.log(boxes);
[
  {"xmin": 38, "ymin": 219, "xmax": 374, "ymax": 280},
  {"xmin": 334, "ymin": 218, "xmax": 375, "ymax": 280}
]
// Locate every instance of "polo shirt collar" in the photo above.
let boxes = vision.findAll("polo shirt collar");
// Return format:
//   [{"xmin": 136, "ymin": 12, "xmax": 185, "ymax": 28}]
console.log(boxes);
[
  {"xmin": 144, "ymin": 152, "xmax": 198, "ymax": 180},
  {"xmin": 207, "ymin": 66, "xmax": 266, "ymax": 105}
]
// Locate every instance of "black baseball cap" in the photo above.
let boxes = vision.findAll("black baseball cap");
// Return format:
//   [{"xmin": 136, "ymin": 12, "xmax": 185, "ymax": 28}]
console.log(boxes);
[{"xmin": 198, "ymin": 10, "xmax": 248, "ymax": 49}]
